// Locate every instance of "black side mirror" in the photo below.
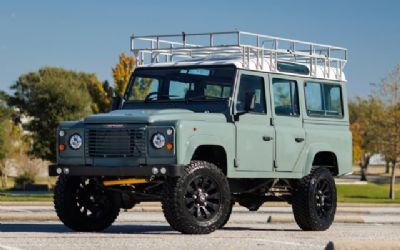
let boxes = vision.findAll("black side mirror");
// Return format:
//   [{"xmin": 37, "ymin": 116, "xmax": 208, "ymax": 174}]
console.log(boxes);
[
  {"xmin": 245, "ymin": 91, "xmax": 256, "ymax": 112},
  {"xmin": 111, "ymin": 96, "xmax": 122, "ymax": 111}
]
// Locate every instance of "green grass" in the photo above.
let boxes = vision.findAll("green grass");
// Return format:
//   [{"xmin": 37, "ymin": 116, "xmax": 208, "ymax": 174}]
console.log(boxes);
[
  {"xmin": 0, "ymin": 192, "xmax": 53, "ymax": 202},
  {"xmin": 337, "ymin": 183, "xmax": 400, "ymax": 203}
]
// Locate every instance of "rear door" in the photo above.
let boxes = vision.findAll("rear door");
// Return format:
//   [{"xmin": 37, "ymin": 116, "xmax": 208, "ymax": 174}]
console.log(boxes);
[
  {"xmin": 270, "ymin": 76, "xmax": 305, "ymax": 172},
  {"xmin": 234, "ymin": 70, "xmax": 274, "ymax": 172}
]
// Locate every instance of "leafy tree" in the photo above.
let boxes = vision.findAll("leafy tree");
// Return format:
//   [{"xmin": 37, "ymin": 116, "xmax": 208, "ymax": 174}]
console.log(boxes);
[
  {"xmin": 348, "ymin": 97, "xmax": 385, "ymax": 181},
  {"xmin": 373, "ymin": 64, "xmax": 400, "ymax": 199},
  {"xmin": 8, "ymin": 67, "xmax": 102, "ymax": 162},
  {"xmin": 112, "ymin": 53, "xmax": 135, "ymax": 97},
  {"xmin": 0, "ymin": 99, "xmax": 11, "ymax": 188}
]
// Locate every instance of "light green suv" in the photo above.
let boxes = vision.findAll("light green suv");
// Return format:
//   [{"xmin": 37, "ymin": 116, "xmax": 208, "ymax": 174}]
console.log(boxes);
[{"xmin": 49, "ymin": 31, "xmax": 352, "ymax": 234}]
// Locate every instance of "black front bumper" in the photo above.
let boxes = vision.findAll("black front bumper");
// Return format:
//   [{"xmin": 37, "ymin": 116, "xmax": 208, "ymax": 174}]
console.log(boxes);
[{"xmin": 49, "ymin": 164, "xmax": 184, "ymax": 177}]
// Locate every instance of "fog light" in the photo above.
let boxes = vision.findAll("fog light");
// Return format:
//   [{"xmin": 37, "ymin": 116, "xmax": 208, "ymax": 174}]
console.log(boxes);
[
  {"xmin": 56, "ymin": 168, "xmax": 62, "ymax": 174},
  {"xmin": 63, "ymin": 168, "xmax": 70, "ymax": 175},
  {"xmin": 152, "ymin": 167, "xmax": 159, "ymax": 175},
  {"xmin": 160, "ymin": 167, "xmax": 167, "ymax": 175}
]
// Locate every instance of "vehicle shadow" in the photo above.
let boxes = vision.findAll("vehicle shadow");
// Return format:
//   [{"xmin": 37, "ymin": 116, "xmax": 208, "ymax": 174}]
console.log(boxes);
[
  {"xmin": 0, "ymin": 223, "xmax": 173, "ymax": 234},
  {"xmin": 0, "ymin": 223, "xmax": 301, "ymax": 234}
]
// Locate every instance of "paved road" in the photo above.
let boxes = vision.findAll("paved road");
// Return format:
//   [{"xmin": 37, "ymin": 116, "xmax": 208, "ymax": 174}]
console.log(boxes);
[
  {"xmin": 0, "ymin": 221, "xmax": 400, "ymax": 250},
  {"xmin": 0, "ymin": 205, "xmax": 400, "ymax": 250}
]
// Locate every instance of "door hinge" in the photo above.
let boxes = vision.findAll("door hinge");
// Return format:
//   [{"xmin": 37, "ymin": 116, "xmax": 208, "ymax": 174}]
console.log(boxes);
[
  {"xmin": 273, "ymin": 160, "xmax": 278, "ymax": 169},
  {"xmin": 234, "ymin": 158, "xmax": 239, "ymax": 168},
  {"xmin": 270, "ymin": 117, "xmax": 274, "ymax": 126}
]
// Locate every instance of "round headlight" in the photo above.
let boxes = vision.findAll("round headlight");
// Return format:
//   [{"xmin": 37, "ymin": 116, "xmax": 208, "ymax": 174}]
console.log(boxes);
[
  {"xmin": 152, "ymin": 133, "xmax": 165, "ymax": 149},
  {"xmin": 69, "ymin": 134, "xmax": 82, "ymax": 150}
]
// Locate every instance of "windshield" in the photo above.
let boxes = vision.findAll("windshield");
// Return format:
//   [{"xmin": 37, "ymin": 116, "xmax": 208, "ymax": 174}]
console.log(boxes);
[
  {"xmin": 124, "ymin": 66, "xmax": 235, "ymax": 111},
  {"xmin": 125, "ymin": 66, "xmax": 235, "ymax": 103}
]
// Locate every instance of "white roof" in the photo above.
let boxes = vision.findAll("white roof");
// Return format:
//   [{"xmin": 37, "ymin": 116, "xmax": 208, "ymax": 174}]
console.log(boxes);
[{"xmin": 137, "ymin": 55, "xmax": 346, "ymax": 82}]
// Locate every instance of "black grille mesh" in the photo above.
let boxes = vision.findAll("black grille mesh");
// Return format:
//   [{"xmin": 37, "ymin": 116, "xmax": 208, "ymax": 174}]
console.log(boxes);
[{"xmin": 85, "ymin": 128, "xmax": 145, "ymax": 158}]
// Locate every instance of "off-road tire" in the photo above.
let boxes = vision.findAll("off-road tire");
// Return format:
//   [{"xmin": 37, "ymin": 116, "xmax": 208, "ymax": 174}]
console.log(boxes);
[
  {"xmin": 219, "ymin": 201, "xmax": 234, "ymax": 229},
  {"xmin": 54, "ymin": 175, "xmax": 119, "ymax": 232},
  {"xmin": 162, "ymin": 160, "xmax": 231, "ymax": 234},
  {"xmin": 292, "ymin": 167, "xmax": 337, "ymax": 231}
]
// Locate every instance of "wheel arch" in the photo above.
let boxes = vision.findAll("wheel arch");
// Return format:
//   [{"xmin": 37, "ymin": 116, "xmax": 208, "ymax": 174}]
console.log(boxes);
[
  {"xmin": 303, "ymin": 144, "xmax": 339, "ymax": 177},
  {"xmin": 191, "ymin": 145, "xmax": 228, "ymax": 175}
]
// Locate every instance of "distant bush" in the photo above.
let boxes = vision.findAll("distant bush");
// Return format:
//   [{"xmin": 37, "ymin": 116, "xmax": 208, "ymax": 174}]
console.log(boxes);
[{"xmin": 14, "ymin": 172, "xmax": 35, "ymax": 190}]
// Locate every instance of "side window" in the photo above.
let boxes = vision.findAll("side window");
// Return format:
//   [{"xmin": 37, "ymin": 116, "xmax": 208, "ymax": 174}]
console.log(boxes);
[
  {"xmin": 272, "ymin": 79, "xmax": 299, "ymax": 116},
  {"xmin": 236, "ymin": 74, "xmax": 266, "ymax": 114},
  {"xmin": 324, "ymin": 85, "xmax": 343, "ymax": 116},
  {"xmin": 304, "ymin": 82, "xmax": 324, "ymax": 115},
  {"xmin": 304, "ymin": 82, "xmax": 343, "ymax": 117}
]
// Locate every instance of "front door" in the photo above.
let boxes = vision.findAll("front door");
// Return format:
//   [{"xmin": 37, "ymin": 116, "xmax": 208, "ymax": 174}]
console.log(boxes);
[
  {"xmin": 271, "ymin": 77, "xmax": 305, "ymax": 172},
  {"xmin": 235, "ymin": 71, "xmax": 274, "ymax": 172}
]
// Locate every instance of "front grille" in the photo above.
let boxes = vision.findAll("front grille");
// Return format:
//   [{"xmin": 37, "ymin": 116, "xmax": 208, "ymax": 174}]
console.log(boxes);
[{"xmin": 85, "ymin": 128, "xmax": 145, "ymax": 158}]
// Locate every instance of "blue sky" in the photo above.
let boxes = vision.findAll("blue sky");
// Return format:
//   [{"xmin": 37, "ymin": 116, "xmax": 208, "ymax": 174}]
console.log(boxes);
[{"xmin": 0, "ymin": 0, "xmax": 399, "ymax": 97}]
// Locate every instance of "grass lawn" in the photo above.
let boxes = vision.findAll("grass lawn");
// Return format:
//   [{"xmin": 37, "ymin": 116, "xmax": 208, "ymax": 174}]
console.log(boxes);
[{"xmin": 337, "ymin": 183, "xmax": 400, "ymax": 203}]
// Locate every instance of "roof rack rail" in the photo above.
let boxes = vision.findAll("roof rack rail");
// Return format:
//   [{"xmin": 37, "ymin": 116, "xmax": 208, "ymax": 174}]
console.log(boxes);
[{"xmin": 130, "ymin": 31, "xmax": 347, "ymax": 80}]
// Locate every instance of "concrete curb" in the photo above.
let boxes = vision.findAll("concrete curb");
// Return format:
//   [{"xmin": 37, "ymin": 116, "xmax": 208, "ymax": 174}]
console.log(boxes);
[
  {"xmin": 325, "ymin": 241, "xmax": 400, "ymax": 250},
  {"xmin": 0, "ymin": 213, "xmax": 366, "ymax": 224},
  {"xmin": 1, "ymin": 201, "xmax": 400, "ymax": 207}
]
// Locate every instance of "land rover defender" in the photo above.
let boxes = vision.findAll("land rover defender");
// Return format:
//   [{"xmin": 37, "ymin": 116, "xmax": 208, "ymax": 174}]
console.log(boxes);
[{"xmin": 49, "ymin": 31, "xmax": 352, "ymax": 234}]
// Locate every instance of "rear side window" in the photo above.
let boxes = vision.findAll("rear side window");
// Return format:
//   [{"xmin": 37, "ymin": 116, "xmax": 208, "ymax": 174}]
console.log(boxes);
[
  {"xmin": 304, "ymin": 82, "xmax": 343, "ymax": 118},
  {"xmin": 272, "ymin": 79, "xmax": 299, "ymax": 116}
]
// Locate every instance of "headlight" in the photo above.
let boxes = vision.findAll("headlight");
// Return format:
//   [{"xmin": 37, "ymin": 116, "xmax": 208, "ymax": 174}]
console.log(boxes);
[
  {"xmin": 69, "ymin": 134, "xmax": 82, "ymax": 150},
  {"xmin": 152, "ymin": 133, "xmax": 165, "ymax": 149}
]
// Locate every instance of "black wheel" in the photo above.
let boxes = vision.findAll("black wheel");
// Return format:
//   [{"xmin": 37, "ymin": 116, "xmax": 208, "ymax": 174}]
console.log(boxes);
[
  {"xmin": 292, "ymin": 167, "xmax": 337, "ymax": 231},
  {"xmin": 54, "ymin": 175, "xmax": 119, "ymax": 232},
  {"xmin": 162, "ymin": 161, "xmax": 231, "ymax": 234}
]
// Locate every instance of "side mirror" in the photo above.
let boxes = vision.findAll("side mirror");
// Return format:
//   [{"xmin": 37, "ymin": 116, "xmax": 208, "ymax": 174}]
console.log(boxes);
[
  {"xmin": 111, "ymin": 96, "xmax": 122, "ymax": 111},
  {"xmin": 245, "ymin": 91, "xmax": 256, "ymax": 112}
]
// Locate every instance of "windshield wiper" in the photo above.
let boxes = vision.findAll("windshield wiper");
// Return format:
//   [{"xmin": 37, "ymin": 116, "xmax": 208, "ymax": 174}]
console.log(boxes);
[
  {"xmin": 144, "ymin": 92, "xmax": 179, "ymax": 102},
  {"xmin": 185, "ymin": 95, "xmax": 226, "ymax": 102}
]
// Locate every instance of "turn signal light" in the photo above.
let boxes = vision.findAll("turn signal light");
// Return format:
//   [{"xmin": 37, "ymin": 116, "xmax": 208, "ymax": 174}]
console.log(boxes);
[
  {"xmin": 166, "ymin": 143, "xmax": 174, "ymax": 151},
  {"xmin": 59, "ymin": 144, "xmax": 65, "ymax": 151}
]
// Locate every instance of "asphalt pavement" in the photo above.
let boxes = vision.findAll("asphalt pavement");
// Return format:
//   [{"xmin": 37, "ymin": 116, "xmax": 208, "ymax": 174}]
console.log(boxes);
[{"xmin": 0, "ymin": 203, "xmax": 399, "ymax": 250}]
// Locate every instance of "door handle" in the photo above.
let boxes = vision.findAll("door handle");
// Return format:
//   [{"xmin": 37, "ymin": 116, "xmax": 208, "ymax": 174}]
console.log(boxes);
[
  {"xmin": 295, "ymin": 137, "xmax": 304, "ymax": 143},
  {"xmin": 263, "ymin": 136, "xmax": 273, "ymax": 141}
]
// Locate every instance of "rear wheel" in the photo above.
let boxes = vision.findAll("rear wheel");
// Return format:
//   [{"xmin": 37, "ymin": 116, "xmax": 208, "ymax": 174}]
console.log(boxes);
[
  {"xmin": 162, "ymin": 161, "xmax": 231, "ymax": 234},
  {"xmin": 54, "ymin": 175, "xmax": 119, "ymax": 232},
  {"xmin": 292, "ymin": 167, "xmax": 336, "ymax": 231}
]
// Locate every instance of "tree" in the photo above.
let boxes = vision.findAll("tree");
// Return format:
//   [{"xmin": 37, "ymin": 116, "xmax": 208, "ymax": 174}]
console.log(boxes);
[
  {"xmin": 112, "ymin": 53, "xmax": 135, "ymax": 97},
  {"xmin": 373, "ymin": 64, "xmax": 400, "ymax": 199},
  {"xmin": 8, "ymin": 67, "xmax": 105, "ymax": 162},
  {"xmin": 348, "ymin": 97, "xmax": 385, "ymax": 181},
  {"xmin": 0, "ymin": 99, "xmax": 11, "ymax": 188}
]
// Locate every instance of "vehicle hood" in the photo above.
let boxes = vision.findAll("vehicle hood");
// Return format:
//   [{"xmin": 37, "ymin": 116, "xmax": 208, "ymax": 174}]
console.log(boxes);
[{"xmin": 84, "ymin": 109, "xmax": 227, "ymax": 124}]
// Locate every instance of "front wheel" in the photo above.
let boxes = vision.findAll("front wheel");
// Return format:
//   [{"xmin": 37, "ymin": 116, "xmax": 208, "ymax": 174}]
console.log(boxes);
[
  {"xmin": 54, "ymin": 175, "xmax": 119, "ymax": 232},
  {"xmin": 162, "ymin": 161, "xmax": 231, "ymax": 234},
  {"xmin": 292, "ymin": 167, "xmax": 337, "ymax": 231}
]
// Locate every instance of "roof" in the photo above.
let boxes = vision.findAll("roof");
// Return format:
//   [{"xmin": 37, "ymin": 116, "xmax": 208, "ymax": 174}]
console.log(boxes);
[{"xmin": 131, "ymin": 31, "xmax": 347, "ymax": 81}]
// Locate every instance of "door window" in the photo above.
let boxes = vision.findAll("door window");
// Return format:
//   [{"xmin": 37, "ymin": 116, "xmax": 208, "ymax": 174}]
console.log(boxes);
[
  {"xmin": 236, "ymin": 74, "xmax": 266, "ymax": 114},
  {"xmin": 272, "ymin": 79, "xmax": 299, "ymax": 116}
]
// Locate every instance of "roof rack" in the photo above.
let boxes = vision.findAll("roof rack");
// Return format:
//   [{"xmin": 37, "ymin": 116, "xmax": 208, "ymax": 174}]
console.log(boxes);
[{"xmin": 130, "ymin": 31, "xmax": 347, "ymax": 80}]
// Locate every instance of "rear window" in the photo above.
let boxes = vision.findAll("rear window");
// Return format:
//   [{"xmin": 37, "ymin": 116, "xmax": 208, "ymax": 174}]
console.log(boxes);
[{"xmin": 304, "ymin": 82, "xmax": 343, "ymax": 118}]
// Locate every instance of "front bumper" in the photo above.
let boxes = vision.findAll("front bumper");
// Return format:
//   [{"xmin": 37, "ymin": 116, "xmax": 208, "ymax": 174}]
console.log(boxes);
[{"xmin": 49, "ymin": 164, "xmax": 184, "ymax": 177}]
